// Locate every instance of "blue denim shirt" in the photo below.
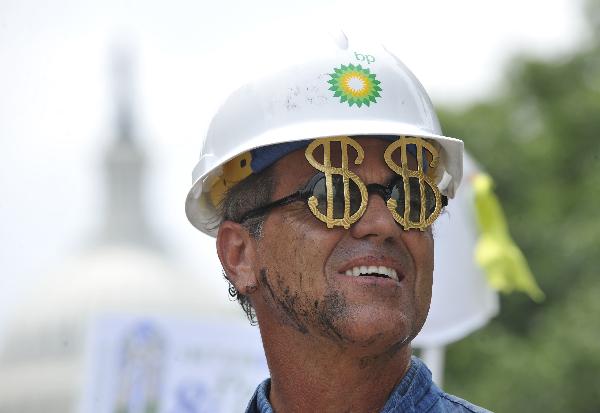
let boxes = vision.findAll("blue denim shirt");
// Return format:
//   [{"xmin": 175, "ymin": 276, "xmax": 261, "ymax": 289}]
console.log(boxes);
[{"xmin": 245, "ymin": 356, "xmax": 492, "ymax": 413}]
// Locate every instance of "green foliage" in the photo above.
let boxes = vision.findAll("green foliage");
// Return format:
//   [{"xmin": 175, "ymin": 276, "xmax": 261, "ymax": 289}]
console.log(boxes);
[{"xmin": 439, "ymin": 2, "xmax": 600, "ymax": 410}]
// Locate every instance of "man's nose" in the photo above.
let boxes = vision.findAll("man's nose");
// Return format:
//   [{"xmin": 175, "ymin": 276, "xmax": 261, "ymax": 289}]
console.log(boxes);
[{"xmin": 349, "ymin": 192, "xmax": 401, "ymax": 242}]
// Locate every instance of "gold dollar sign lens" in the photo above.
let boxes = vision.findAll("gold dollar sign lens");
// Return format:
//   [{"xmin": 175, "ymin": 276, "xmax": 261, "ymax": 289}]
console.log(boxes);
[
  {"xmin": 305, "ymin": 137, "xmax": 368, "ymax": 229},
  {"xmin": 383, "ymin": 137, "xmax": 442, "ymax": 231}
]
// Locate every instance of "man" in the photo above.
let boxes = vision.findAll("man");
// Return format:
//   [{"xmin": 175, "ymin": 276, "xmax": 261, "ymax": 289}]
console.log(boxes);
[{"xmin": 185, "ymin": 33, "xmax": 491, "ymax": 412}]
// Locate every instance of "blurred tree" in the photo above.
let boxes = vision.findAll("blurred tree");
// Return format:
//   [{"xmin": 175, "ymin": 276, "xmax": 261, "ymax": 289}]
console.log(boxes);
[{"xmin": 439, "ymin": 0, "xmax": 600, "ymax": 411}]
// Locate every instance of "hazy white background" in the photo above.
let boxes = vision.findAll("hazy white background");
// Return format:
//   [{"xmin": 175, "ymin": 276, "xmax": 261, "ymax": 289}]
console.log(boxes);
[{"xmin": 0, "ymin": 0, "xmax": 587, "ymax": 337}]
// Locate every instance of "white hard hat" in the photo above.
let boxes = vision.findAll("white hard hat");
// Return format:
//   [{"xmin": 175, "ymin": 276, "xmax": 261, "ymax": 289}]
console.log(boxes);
[{"xmin": 185, "ymin": 33, "xmax": 463, "ymax": 236}]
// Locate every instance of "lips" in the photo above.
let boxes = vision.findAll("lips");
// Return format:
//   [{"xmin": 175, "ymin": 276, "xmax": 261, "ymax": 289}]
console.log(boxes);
[
  {"xmin": 338, "ymin": 258, "xmax": 404, "ymax": 283},
  {"xmin": 344, "ymin": 265, "xmax": 399, "ymax": 281}
]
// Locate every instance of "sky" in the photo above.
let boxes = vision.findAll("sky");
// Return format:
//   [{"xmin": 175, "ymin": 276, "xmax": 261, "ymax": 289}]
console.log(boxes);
[{"xmin": 0, "ymin": 0, "xmax": 588, "ymax": 337}]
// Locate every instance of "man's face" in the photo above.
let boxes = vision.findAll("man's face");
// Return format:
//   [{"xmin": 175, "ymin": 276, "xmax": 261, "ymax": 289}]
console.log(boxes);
[{"xmin": 252, "ymin": 137, "xmax": 434, "ymax": 352}]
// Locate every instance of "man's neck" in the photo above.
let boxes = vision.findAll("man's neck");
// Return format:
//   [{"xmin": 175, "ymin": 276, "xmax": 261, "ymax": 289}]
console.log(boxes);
[{"xmin": 261, "ymin": 325, "xmax": 413, "ymax": 413}]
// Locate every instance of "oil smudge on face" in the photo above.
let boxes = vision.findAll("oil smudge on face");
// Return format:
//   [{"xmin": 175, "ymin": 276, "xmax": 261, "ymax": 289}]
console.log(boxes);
[
  {"xmin": 260, "ymin": 268, "xmax": 309, "ymax": 335},
  {"xmin": 260, "ymin": 267, "xmax": 357, "ymax": 347},
  {"xmin": 314, "ymin": 290, "xmax": 355, "ymax": 346}
]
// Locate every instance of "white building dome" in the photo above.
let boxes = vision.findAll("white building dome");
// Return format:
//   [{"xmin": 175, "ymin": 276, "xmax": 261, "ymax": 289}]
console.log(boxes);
[
  {"xmin": 9, "ymin": 245, "xmax": 230, "ymax": 327},
  {"xmin": 0, "ymin": 245, "xmax": 238, "ymax": 413}
]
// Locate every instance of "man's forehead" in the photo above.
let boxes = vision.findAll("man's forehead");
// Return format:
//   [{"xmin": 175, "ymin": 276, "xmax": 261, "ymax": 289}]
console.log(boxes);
[
  {"xmin": 282, "ymin": 136, "xmax": 390, "ymax": 161},
  {"xmin": 268, "ymin": 137, "xmax": 428, "ymax": 199},
  {"xmin": 273, "ymin": 137, "xmax": 386, "ymax": 172},
  {"xmin": 273, "ymin": 136, "xmax": 418, "ymax": 177}
]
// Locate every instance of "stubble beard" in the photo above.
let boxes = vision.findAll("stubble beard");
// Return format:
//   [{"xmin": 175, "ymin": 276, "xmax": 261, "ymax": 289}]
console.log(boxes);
[{"xmin": 258, "ymin": 267, "xmax": 416, "ymax": 356}]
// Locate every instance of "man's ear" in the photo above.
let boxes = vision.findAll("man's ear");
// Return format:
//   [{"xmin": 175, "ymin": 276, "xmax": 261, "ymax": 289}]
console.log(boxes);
[{"xmin": 217, "ymin": 221, "xmax": 259, "ymax": 296}]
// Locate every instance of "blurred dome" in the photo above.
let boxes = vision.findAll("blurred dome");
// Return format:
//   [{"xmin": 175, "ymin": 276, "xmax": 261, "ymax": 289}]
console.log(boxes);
[
  {"xmin": 9, "ymin": 245, "xmax": 227, "ymax": 327},
  {"xmin": 0, "ymin": 245, "xmax": 235, "ymax": 413}
]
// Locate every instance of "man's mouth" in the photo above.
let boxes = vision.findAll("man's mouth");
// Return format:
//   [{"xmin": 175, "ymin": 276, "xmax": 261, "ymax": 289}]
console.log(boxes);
[{"xmin": 343, "ymin": 265, "xmax": 399, "ymax": 282}]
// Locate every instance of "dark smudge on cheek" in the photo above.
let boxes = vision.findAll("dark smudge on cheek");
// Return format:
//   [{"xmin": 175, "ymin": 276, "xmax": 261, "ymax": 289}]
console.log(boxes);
[
  {"xmin": 315, "ymin": 290, "xmax": 355, "ymax": 346},
  {"xmin": 260, "ymin": 266, "xmax": 357, "ymax": 346},
  {"xmin": 260, "ymin": 268, "xmax": 309, "ymax": 335}
]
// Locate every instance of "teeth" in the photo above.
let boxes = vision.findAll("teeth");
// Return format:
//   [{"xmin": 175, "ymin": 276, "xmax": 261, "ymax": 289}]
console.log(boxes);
[{"xmin": 343, "ymin": 265, "xmax": 399, "ymax": 281}]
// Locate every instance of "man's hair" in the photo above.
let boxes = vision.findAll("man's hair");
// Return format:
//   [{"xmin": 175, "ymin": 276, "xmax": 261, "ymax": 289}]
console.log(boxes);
[{"xmin": 219, "ymin": 166, "xmax": 276, "ymax": 324}]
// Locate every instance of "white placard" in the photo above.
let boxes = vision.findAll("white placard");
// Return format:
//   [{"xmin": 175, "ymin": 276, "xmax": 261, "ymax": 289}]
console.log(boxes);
[{"xmin": 81, "ymin": 315, "xmax": 268, "ymax": 413}]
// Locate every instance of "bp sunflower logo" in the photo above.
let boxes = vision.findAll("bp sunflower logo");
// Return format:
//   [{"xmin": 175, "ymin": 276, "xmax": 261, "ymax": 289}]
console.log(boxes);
[{"xmin": 327, "ymin": 63, "xmax": 382, "ymax": 107}]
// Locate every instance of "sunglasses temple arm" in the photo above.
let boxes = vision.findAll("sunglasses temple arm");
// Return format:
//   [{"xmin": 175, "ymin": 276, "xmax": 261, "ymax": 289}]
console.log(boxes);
[{"xmin": 237, "ymin": 191, "xmax": 305, "ymax": 223}]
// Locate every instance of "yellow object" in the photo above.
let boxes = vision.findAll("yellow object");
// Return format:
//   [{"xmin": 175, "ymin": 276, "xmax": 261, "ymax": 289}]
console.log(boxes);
[
  {"xmin": 473, "ymin": 174, "xmax": 545, "ymax": 302},
  {"xmin": 209, "ymin": 152, "xmax": 253, "ymax": 208}
]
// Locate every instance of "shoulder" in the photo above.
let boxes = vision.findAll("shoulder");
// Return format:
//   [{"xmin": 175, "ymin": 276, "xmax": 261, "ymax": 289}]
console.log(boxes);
[
  {"xmin": 430, "ymin": 388, "xmax": 493, "ymax": 413},
  {"xmin": 383, "ymin": 357, "xmax": 492, "ymax": 413},
  {"xmin": 245, "ymin": 378, "xmax": 273, "ymax": 413}
]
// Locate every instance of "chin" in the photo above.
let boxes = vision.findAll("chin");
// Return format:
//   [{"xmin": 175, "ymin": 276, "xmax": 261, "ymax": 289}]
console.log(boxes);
[{"xmin": 333, "ymin": 308, "xmax": 418, "ymax": 354}]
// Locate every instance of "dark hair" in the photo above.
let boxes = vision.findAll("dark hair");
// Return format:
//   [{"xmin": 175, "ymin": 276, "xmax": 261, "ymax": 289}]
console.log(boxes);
[{"xmin": 219, "ymin": 167, "xmax": 276, "ymax": 324}]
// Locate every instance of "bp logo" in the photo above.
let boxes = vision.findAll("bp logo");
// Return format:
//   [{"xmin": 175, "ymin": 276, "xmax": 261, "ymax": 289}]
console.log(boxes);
[{"xmin": 327, "ymin": 63, "xmax": 382, "ymax": 107}]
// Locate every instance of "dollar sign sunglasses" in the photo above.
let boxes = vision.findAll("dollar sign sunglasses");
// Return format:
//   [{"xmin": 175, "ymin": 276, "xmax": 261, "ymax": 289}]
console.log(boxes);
[
  {"xmin": 237, "ymin": 171, "xmax": 448, "ymax": 229},
  {"xmin": 237, "ymin": 137, "xmax": 448, "ymax": 231}
]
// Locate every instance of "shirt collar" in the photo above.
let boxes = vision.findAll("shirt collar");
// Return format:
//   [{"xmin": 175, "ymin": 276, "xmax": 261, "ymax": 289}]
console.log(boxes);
[{"xmin": 380, "ymin": 356, "xmax": 437, "ymax": 413}]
